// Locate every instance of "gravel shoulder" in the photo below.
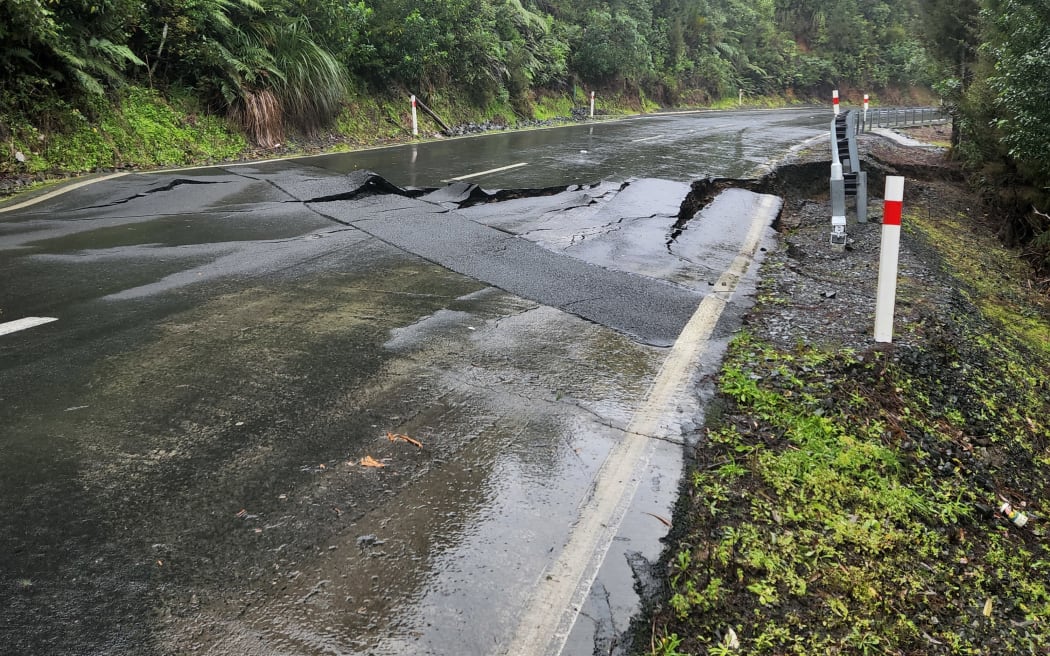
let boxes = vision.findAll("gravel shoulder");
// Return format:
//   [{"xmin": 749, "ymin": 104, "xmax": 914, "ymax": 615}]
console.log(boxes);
[{"xmin": 637, "ymin": 129, "xmax": 1050, "ymax": 655}]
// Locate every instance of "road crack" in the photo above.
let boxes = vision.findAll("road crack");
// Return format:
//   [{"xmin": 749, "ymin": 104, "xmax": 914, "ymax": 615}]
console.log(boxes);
[{"xmin": 75, "ymin": 178, "xmax": 228, "ymax": 211}]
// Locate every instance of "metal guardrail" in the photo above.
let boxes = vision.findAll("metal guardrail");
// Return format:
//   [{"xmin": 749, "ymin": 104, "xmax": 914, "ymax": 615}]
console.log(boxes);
[
  {"xmin": 830, "ymin": 110, "xmax": 868, "ymax": 247},
  {"xmin": 861, "ymin": 106, "xmax": 949, "ymax": 132}
]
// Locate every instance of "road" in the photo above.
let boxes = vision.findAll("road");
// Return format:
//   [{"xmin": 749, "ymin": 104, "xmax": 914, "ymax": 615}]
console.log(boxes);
[{"xmin": 0, "ymin": 108, "xmax": 827, "ymax": 655}]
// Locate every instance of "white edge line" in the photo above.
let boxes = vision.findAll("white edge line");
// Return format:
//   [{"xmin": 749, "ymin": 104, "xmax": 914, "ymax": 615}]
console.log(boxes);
[
  {"xmin": 505, "ymin": 194, "xmax": 779, "ymax": 656},
  {"xmin": 0, "ymin": 173, "xmax": 130, "ymax": 214},
  {"xmin": 0, "ymin": 316, "xmax": 59, "ymax": 336},
  {"xmin": 447, "ymin": 162, "xmax": 529, "ymax": 182},
  {"xmin": 630, "ymin": 134, "xmax": 665, "ymax": 143}
]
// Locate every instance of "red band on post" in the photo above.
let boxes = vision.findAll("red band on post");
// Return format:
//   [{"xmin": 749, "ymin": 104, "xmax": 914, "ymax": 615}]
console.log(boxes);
[{"xmin": 884, "ymin": 200, "xmax": 903, "ymax": 226}]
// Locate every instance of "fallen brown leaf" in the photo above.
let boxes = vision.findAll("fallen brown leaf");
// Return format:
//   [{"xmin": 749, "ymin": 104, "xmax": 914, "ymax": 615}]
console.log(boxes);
[
  {"xmin": 387, "ymin": 432, "xmax": 423, "ymax": 449},
  {"xmin": 360, "ymin": 455, "xmax": 386, "ymax": 468}
]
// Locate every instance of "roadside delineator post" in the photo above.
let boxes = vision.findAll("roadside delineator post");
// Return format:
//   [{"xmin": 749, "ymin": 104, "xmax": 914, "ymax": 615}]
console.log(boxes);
[
  {"xmin": 875, "ymin": 176, "xmax": 905, "ymax": 343},
  {"xmin": 411, "ymin": 95, "xmax": 419, "ymax": 137},
  {"xmin": 830, "ymin": 161, "xmax": 847, "ymax": 248},
  {"xmin": 863, "ymin": 94, "xmax": 870, "ymax": 130},
  {"xmin": 590, "ymin": 91, "xmax": 595, "ymax": 118},
  {"xmin": 833, "ymin": 89, "xmax": 840, "ymax": 115}
]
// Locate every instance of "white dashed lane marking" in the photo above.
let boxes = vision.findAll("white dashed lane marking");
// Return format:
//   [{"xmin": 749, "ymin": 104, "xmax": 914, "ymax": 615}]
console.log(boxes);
[
  {"xmin": 0, "ymin": 317, "xmax": 58, "ymax": 336},
  {"xmin": 447, "ymin": 162, "xmax": 529, "ymax": 181},
  {"xmin": 630, "ymin": 134, "xmax": 665, "ymax": 142}
]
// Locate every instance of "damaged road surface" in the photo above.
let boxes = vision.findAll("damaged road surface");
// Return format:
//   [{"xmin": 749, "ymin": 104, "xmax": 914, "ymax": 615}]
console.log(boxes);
[{"xmin": 0, "ymin": 111, "xmax": 812, "ymax": 656}]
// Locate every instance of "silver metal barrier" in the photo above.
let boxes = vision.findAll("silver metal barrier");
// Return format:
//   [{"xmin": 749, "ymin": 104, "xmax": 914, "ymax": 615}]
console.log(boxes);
[
  {"xmin": 861, "ymin": 106, "xmax": 948, "ymax": 132},
  {"xmin": 830, "ymin": 110, "xmax": 868, "ymax": 248}
]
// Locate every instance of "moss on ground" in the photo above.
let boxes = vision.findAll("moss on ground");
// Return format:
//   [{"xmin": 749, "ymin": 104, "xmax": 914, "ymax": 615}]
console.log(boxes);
[{"xmin": 907, "ymin": 212, "xmax": 1050, "ymax": 358}]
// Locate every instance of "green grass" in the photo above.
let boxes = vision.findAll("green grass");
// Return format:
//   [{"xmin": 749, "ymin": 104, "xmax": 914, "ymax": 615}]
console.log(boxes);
[
  {"xmin": 706, "ymin": 94, "xmax": 795, "ymax": 111},
  {"xmin": 652, "ymin": 327, "xmax": 1050, "ymax": 654},
  {"xmin": 332, "ymin": 93, "xmax": 409, "ymax": 143},
  {"xmin": 907, "ymin": 211, "xmax": 1050, "ymax": 357},
  {"xmin": 5, "ymin": 88, "xmax": 246, "ymax": 174},
  {"xmin": 533, "ymin": 93, "xmax": 575, "ymax": 121}
]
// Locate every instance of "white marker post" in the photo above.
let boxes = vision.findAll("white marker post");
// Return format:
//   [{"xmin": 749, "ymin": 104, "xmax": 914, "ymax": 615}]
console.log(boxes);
[
  {"xmin": 863, "ymin": 93, "xmax": 870, "ymax": 129},
  {"xmin": 411, "ymin": 95, "xmax": 418, "ymax": 137},
  {"xmin": 833, "ymin": 89, "xmax": 840, "ymax": 116},
  {"xmin": 875, "ymin": 176, "xmax": 905, "ymax": 343},
  {"xmin": 590, "ymin": 90, "xmax": 595, "ymax": 118}
]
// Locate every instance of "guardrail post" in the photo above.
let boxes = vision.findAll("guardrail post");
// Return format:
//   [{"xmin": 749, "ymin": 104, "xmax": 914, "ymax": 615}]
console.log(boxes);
[
  {"xmin": 831, "ymin": 161, "xmax": 848, "ymax": 247},
  {"xmin": 846, "ymin": 111, "xmax": 861, "ymax": 173},
  {"xmin": 830, "ymin": 162, "xmax": 847, "ymax": 248},
  {"xmin": 856, "ymin": 170, "xmax": 868, "ymax": 223}
]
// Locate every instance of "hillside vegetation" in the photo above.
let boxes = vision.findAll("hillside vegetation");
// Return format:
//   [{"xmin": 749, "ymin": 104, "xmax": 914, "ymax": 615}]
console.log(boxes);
[{"xmin": 1, "ymin": 0, "xmax": 928, "ymax": 158}]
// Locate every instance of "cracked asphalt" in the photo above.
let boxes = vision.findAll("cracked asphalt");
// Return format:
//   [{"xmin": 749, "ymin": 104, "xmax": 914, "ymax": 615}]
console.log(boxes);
[{"xmin": 0, "ymin": 108, "xmax": 824, "ymax": 656}]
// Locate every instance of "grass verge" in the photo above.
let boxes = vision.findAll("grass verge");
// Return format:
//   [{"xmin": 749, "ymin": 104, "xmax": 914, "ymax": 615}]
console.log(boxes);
[{"xmin": 646, "ymin": 193, "xmax": 1050, "ymax": 655}]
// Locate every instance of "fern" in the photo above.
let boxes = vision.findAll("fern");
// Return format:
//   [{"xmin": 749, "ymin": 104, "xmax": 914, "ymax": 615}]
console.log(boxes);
[{"xmin": 88, "ymin": 38, "xmax": 145, "ymax": 68}]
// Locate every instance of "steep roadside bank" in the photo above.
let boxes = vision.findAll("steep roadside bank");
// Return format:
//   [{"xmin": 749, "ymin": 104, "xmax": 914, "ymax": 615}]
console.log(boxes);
[{"xmin": 638, "ymin": 134, "xmax": 1050, "ymax": 655}]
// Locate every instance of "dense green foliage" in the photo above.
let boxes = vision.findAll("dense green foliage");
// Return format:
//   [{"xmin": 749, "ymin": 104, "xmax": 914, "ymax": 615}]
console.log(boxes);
[
  {"xmin": 919, "ymin": 0, "xmax": 1050, "ymax": 271},
  {"xmin": 2, "ymin": 0, "xmax": 929, "ymax": 136}
]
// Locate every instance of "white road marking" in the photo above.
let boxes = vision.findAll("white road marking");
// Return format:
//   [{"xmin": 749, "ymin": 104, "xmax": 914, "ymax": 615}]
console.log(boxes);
[
  {"xmin": 506, "ymin": 194, "xmax": 779, "ymax": 656},
  {"xmin": 448, "ymin": 162, "xmax": 529, "ymax": 181},
  {"xmin": 630, "ymin": 134, "xmax": 665, "ymax": 143},
  {"xmin": 0, "ymin": 316, "xmax": 58, "ymax": 336},
  {"xmin": 0, "ymin": 173, "xmax": 129, "ymax": 214}
]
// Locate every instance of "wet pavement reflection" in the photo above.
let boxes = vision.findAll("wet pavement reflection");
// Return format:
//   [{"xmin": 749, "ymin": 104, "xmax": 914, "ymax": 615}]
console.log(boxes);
[
  {"xmin": 0, "ymin": 109, "xmax": 820, "ymax": 655},
  {"xmin": 296, "ymin": 108, "xmax": 826, "ymax": 187}
]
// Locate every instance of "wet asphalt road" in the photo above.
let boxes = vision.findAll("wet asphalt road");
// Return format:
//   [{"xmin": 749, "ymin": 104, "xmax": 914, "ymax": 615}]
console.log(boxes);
[{"xmin": 0, "ymin": 109, "xmax": 825, "ymax": 655}]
